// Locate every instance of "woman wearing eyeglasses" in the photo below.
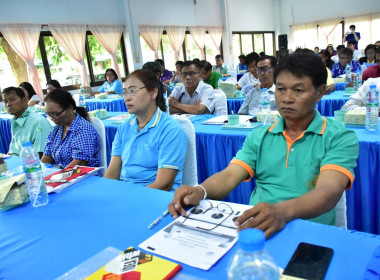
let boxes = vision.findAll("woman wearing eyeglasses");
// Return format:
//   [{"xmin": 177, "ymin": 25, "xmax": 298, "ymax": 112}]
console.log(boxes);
[
  {"xmin": 41, "ymin": 90, "xmax": 101, "ymax": 168},
  {"xmin": 104, "ymin": 69, "xmax": 187, "ymax": 191},
  {"xmin": 94, "ymin": 68, "xmax": 124, "ymax": 95}
]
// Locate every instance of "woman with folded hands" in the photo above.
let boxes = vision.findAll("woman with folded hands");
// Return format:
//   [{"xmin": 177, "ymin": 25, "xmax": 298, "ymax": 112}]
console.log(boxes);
[
  {"xmin": 41, "ymin": 90, "xmax": 101, "ymax": 168},
  {"xmin": 104, "ymin": 69, "xmax": 187, "ymax": 191}
]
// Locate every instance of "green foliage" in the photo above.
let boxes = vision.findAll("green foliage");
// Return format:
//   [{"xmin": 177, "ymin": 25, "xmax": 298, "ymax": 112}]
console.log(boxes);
[{"xmin": 44, "ymin": 36, "xmax": 69, "ymax": 66}]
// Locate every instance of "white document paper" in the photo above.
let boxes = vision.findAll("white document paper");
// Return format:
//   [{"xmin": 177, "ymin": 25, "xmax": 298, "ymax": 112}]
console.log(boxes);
[
  {"xmin": 139, "ymin": 200, "xmax": 252, "ymax": 270},
  {"xmin": 108, "ymin": 113, "xmax": 131, "ymax": 121},
  {"xmin": 202, "ymin": 115, "xmax": 254, "ymax": 125}
]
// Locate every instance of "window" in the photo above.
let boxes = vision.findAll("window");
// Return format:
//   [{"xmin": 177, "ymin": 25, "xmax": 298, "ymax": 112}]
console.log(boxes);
[
  {"xmin": 0, "ymin": 30, "xmax": 128, "ymax": 92},
  {"xmin": 140, "ymin": 30, "xmax": 223, "ymax": 71},
  {"xmin": 232, "ymin": 32, "xmax": 275, "ymax": 67}
]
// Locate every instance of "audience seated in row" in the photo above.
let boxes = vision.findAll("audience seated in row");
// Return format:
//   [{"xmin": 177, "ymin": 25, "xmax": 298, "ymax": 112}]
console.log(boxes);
[
  {"xmin": 142, "ymin": 62, "xmax": 172, "ymax": 97},
  {"xmin": 20, "ymin": 82, "xmax": 41, "ymax": 107},
  {"xmin": 170, "ymin": 61, "xmax": 183, "ymax": 84},
  {"xmin": 2, "ymin": 87, "xmax": 51, "ymax": 157},
  {"xmin": 212, "ymin": 54, "xmax": 231, "ymax": 77},
  {"xmin": 104, "ymin": 69, "xmax": 187, "ymax": 191},
  {"xmin": 155, "ymin": 59, "xmax": 173, "ymax": 85},
  {"xmin": 169, "ymin": 61, "xmax": 215, "ymax": 115},
  {"xmin": 331, "ymin": 48, "xmax": 361, "ymax": 78},
  {"xmin": 237, "ymin": 54, "xmax": 247, "ymax": 72},
  {"xmin": 199, "ymin": 60, "xmax": 222, "ymax": 89},
  {"xmin": 94, "ymin": 68, "xmax": 124, "ymax": 95},
  {"xmin": 237, "ymin": 52, "xmax": 260, "ymax": 90},
  {"xmin": 359, "ymin": 44, "xmax": 376, "ymax": 64},
  {"xmin": 362, "ymin": 46, "xmax": 380, "ymax": 82},
  {"xmin": 169, "ymin": 51, "xmax": 359, "ymax": 238},
  {"xmin": 238, "ymin": 55, "xmax": 277, "ymax": 115},
  {"xmin": 41, "ymin": 90, "xmax": 101, "ymax": 169}
]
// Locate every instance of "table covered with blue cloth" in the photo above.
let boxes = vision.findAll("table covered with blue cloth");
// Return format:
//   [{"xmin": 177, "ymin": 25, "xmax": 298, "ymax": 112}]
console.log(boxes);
[
  {"xmin": 316, "ymin": 90, "xmax": 350, "ymax": 116},
  {"xmin": 0, "ymin": 160, "xmax": 379, "ymax": 280},
  {"xmin": 85, "ymin": 96, "xmax": 127, "ymax": 112},
  {"xmin": 189, "ymin": 114, "xmax": 380, "ymax": 235},
  {"xmin": 227, "ymin": 97, "xmax": 245, "ymax": 114}
]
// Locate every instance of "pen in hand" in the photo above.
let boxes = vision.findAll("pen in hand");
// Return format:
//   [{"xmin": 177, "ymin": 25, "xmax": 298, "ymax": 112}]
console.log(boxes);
[{"xmin": 148, "ymin": 209, "xmax": 169, "ymax": 229}]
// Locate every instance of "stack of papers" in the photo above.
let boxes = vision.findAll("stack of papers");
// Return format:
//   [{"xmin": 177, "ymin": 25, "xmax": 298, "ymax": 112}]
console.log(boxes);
[
  {"xmin": 139, "ymin": 200, "xmax": 252, "ymax": 270},
  {"xmin": 202, "ymin": 115, "xmax": 254, "ymax": 125}
]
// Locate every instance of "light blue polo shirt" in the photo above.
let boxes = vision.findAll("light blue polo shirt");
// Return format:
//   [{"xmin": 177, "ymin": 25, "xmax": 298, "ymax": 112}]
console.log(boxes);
[{"xmin": 111, "ymin": 107, "xmax": 187, "ymax": 190}]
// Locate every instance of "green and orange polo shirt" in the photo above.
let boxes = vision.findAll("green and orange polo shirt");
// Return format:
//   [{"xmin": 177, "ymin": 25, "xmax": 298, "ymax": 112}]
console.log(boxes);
[{"xmin": 231, "ymin": 109, "xmax": 359, "ymax": 225}]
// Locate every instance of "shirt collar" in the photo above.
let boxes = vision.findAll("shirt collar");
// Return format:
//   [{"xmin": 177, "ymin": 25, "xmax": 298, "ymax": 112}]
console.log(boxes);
[
  {"xmin": 262, "ymin": 83, "xmax": 276, "ymax": 93},
  {"xmin": 269, "ymin": 109, "xmax": 326, "ymax": 135},
  {"xmin": 12, "ymin": 107, "xmax": 32, "ymax": 127},
  {"xmin": 181, "ymin": 81, "xmax": 204, "ymax": 95},
  {"xmin": 128, "ymin": 106, "xmax": 162, "ymax": 131}
]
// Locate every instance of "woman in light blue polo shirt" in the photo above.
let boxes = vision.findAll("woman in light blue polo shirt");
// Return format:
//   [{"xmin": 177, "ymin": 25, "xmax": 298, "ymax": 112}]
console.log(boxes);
[
  {"xmin": 104, "ymin": 69, "xmax": 187, "ymax": 191},
  {"xmin": 95, "ymin": 68, "xmax": 124, "ymax": 95}
]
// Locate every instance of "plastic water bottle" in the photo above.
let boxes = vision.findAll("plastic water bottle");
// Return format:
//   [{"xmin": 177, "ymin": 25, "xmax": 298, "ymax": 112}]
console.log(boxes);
[
  {"xmin": 78, "ymin": 88, "xmax": 86, "ymax": 107},
  {"xmin": 260, "ymin": 88, "xmax": 271, "ymax": 125},
  {"xmin": 20, "ymin": 141, "xmax": 49, "ymax": 207},
  {"xmin": 345, "ymin": 64, "xmax": 352, "ymax": 83},
  {"xmin": 353, "ymin": 69, "xmax": 362, "ymax": 92},
  {"xmin": 218, "ymin": 78, "xmax": 223, "ymax": 90},
  {"xmin": 227, "ymin": 228, "xmax": 279, "ymax": 280},
  {"xmin": 365, "ymin": 85, "xmax": 379, "ymax": 131},
  {"xmin": 163, "ymin": 92, "xmax": 170, "ymax": 114}
]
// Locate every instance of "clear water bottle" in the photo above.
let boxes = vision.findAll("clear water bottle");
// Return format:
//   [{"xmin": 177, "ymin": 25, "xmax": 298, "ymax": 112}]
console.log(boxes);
[
  {"xmin": 365, "ymin": 84, "xmax": 379, "ymax": 131},
  {"xmin": 227, "ymin": 228, "xmax": 280, "ymax": 280},
  {"xmin": 163, "ymin": 92, "xmax": 170, "ymax": 114},
  {"xmin": 218, "ymin": 78, "xmax": 223, "ymax": 89},
  {"xmin": 20, "ymin": 141, "xmax": 49, "ymax": 207},
  {"xmin": 345, "ymin": 64, "xmax": 352, "ymax": 83},
  {"xmin": 260, "ymin": 88, "xmax": 271, "ymax": 125},
  {"xmin": 78, "ymin": 88, "xmax": 86, "ymax": 107},
  {"xmin": 353, "ymin": 70, "xmax": 362, "ymax": 92}
]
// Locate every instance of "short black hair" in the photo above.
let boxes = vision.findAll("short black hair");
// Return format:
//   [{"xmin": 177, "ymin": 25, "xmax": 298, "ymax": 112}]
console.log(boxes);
[
  {"xmin": 19, "ymin": 82, "xmax": 37, "ymax": 99},
  {"xmin": 245, "ymin": 52, "xmax": 259, "ymax": 66},
  {"xmin": 274, "ymin": 52, "xmax": 327, "ymax": 90},
  {"xmin": 46, "ymin": 80, "xmax": 61, "ymax": 89},
  {"xmin": 364, "ymin": 44, "xmax": 376, "ymax": 55},
  {"xmin": 193, "ymin": 58, "xmax": 200, "ymax": 63},
  {"xmin": 182, "ymin": 60, "xmax": 201, "ymax": 71},
  {"xmin": 339, "ymin": 48, "xmax": 353, "ymax": 57},
  {"xmin": 175, "ymin": 61, "xmax": 184, "ymax": 67},
  {"xmin": 215, "ymin": 54, "xmax": 223, "ymax": 60},
  {"xmin": 105, "ymin": 68, "xmax": 118, "ymax": 80},
  {"xmin": 314, "ymin": 46, "xmax": 319, "ymax": 50},
  {"xmin": 349, "ymin": 25, "xmax": 356, "ymax": 29},
  {"xmin": 2, "ymin": 86, "xmax": 25, "ymax": 99},
  {"xmin": 238, "ymin": 54, "xmax": 246, "ymax": 59},
  {"xmin": 142, "ymin": 61, "xmax": 162, "ymax": 76},
  {"xmin": 200, "ymin": 60, "xmax": 212, "ymax": 72},
  {"xmin": 376, "ymin": 46, "xmax": 380, "ymax": 54},
  {"xmin": 336, "ymin": 45, "xmax": 345, "ymax": 52},
  {"xmin": 256, "ymin": 55, "xmax": 277, "ymax": 68},
  {"xmin": 347, "ymin": 40, "xmax": 356, "ymax": 46},
  {"xmin": 155, "ymin": 59, "xmax": 165, "ymax": 67}
]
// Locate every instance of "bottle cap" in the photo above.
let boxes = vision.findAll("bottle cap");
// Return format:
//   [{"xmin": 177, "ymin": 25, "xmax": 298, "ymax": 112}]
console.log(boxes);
[
  {"xmin": 21, "ymin": 141, "xmax": 32, "ymax": 147},
  {"xmin": 238, "ymin": 228, "xmax": 265, "ymax": 252},
  {"xmin": 262, "ymin": 88, "xmax": 268, "ymax": 92},
  {"xmin": 369, "ymin": 85, "xmax": 376, "ymax": 89}
]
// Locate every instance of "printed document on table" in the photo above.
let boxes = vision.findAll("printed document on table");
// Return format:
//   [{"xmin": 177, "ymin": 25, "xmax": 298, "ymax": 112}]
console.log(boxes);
[
  {"xmin": 202, "ymin": 115, "xmax": 253, "ymax": 125},
  {"xmin": 139, "ymin": 200, "xmax": 252, "ymax": 270}
]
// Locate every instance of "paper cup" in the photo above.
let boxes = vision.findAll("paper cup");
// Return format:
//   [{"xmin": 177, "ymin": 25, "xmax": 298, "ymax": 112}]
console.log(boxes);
[{"xmin": 228, "ymin": 114, "xmax": 240, "ymax": 125}]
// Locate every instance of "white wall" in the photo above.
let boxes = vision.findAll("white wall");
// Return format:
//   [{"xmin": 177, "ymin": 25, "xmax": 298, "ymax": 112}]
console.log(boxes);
[{"xmin": 279, "ymin": 0, "xmax": 380, "ymax": 38}]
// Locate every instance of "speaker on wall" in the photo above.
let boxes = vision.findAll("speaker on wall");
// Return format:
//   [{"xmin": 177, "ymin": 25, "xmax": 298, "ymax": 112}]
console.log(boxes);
[{"xmin": 278, "ymin": 34, "xmax": 288, "ymax": 50}]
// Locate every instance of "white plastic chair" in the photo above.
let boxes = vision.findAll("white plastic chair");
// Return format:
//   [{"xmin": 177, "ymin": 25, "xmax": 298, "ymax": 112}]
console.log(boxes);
[
  {"xmin": 90, "ymin": 117, "xmax": 107, "ymax": 176},
  {"xmin": 213, "ymin": 89, "xmax": 228, "ymax": 115},
  {"xmin": 241, "ymin": 84, "xmax": 254, "ymax": 95},
  {"xmin": 335, "ymin": 192, "xmax": 347, "ymax": 228},
  {"xmin": 172, "ymin": 115, "xmax": 198, "ymax": 186}
]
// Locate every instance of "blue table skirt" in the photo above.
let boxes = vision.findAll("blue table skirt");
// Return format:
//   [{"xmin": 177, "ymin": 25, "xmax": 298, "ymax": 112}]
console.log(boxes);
[
  {"xmin": 227, "ymin": 97, "xmax": 245, "ymax": 115},
  {"xmin": 226, "ymin": 90, "xmax": 349, "ymax": 117},
  {"xmin": 0, "ymin": 114, "xmax": 12, "ymax": 154},
  {"xmin": 85, "ymin": 97, "xmax": 127, "ymax": 112}
]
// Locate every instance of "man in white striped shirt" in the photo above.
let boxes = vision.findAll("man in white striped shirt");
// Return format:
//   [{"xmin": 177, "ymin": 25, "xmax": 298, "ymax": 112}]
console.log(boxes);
[{"xmin": 169, "ymin": 61, "xmax": 215, "ymax": 115}]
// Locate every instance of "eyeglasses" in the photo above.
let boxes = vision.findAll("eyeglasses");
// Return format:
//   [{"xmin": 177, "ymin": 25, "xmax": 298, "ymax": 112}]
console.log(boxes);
[
  {"xmin": 181, "ymin": 200, "xmax": 234, "ymax": 231},
  {"xmin": 125, "ymin": 86, "xmax": 146, "ymax": 96},
  {"xmin": 45, "ymin": 108, "xmax": 66, "ymax": 119},
  {"xmin": 181, "ymin": 71, "xmax": 199, "ymax": 77},
  {"xmin": 256, "ymin": 66, "xmax": 272, "ymax": 74}
]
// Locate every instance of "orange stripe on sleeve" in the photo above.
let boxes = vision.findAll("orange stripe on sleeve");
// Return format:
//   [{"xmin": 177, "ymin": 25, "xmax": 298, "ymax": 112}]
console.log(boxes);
[
  {"xmin": 230, "ymin": 159, "xmax": 254, "ymax": 182},
  {"xmin": 321, "ymin": 164, "xmax": 354, "ymax": 189}
]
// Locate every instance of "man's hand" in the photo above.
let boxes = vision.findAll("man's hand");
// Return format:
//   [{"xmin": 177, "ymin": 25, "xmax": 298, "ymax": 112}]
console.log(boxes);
[
  {"xmin": 235, "ymin": 202, "xmax": 290, "ymax": 238},
  {"xmin": 168, "ymin": 185, "xmax": 204, "ymax": 219},
  {"xmin": 168, "ymin": 97, "xmax": 180, "ymax": 108}
]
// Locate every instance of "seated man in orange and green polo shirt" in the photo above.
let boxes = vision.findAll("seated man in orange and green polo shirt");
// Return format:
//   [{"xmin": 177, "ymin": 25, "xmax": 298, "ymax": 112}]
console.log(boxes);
[{"xmin": 168, "ymin": 51, "xmax": 359, "ymax": 238}]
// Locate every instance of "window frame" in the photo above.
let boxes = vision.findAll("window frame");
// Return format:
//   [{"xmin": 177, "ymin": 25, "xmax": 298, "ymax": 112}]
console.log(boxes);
[{"xmin": 232, "ymin": 31, "xmax": 276, "ymax": 56}]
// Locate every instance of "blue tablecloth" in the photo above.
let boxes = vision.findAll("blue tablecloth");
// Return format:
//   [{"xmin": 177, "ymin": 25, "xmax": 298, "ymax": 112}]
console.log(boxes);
[
  {"xmin": 335, "ymin": 82, "xmax": 349, "ymax": 91},
  {"xmin": 0, "ymin": 168, "xmax": 379, "ymax": 280},
  {"xmin": 85, "ymin": 97, "xmax": 127, "ymax": 112},
  {"xmin": 227, "ymin": 97, "xmax": 245, "ymax": 114},
  {"xmin": 0, "ymin": 113, "xmax": 12, "ymax": 154},
  {"xmin": 316, "ymin": 90, "xmax": 349, "ymax": 116}
]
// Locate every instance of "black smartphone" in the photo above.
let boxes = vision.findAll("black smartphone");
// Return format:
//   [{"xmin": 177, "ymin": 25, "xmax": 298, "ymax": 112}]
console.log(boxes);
[{"xmin": 282, "ymin": 242, "xmax": 334, "ymax": 280}]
